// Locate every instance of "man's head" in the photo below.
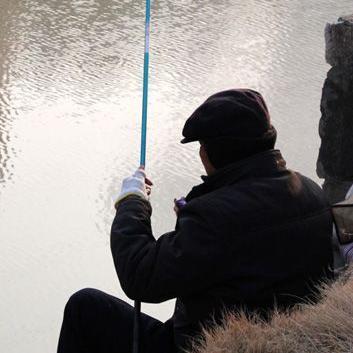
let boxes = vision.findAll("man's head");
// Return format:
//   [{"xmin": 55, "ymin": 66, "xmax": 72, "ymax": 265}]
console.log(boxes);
[{"xmin": 181, "ymin": 89, "xmax": 277, "ymax": 174}]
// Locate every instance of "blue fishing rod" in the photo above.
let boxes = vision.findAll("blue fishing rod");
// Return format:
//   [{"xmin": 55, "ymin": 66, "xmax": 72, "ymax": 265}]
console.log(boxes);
[{"xmin": 133, "ymin": 1, "xmax": 151, "ymax": 353}]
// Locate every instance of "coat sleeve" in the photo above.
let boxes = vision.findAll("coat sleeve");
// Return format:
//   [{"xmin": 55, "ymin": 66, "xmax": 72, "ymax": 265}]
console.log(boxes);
[{"xmin": 110, "ymin": 195, "xmax": 229, "ymax": 303}]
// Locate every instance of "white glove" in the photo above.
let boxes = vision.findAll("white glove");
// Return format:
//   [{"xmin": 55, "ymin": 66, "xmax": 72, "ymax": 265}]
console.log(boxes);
[{"xmin": 114, "ymin": 169, "xmax": 151, "ymax": 208}]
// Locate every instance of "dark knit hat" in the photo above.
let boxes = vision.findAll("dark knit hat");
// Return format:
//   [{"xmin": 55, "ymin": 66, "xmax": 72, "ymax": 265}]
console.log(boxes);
[{"xmin": 181, "ymin": 89, "xmax": 276, "ymax": 144}]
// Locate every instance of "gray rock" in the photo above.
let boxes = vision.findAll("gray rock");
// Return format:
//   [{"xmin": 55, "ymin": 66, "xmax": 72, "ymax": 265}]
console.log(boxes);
[
  {"xmin": 317, "ymin": 15, "xmax": 353, "ymax": 203},
  {"xmin": 322, "ymin": 178, "xmax": 353, "ymax": 204},
  {"xmin": 325, "ymin": 15, "xmax": 353, "ymax": 67},
  {"xmin": 317, "ymin": 66, "xmax": 353, "ymax": 180}
]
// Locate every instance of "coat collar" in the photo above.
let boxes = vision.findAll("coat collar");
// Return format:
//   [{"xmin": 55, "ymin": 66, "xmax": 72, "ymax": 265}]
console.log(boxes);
[{"xmin": 186, "ymin": 149, "xmax": 287, "ymax": 201}]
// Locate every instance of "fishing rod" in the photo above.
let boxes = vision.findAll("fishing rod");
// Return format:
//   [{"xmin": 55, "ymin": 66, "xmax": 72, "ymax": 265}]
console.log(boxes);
[
  {"xmin": 133, "ymin": 1, "xmax": 151, "ymax": 353},
  {"xmin": 139, "ymin": 0, "xmax": 151, "ymax": 168}
]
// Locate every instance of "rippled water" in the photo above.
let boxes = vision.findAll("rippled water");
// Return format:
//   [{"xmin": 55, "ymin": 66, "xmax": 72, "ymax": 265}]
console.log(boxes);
[{"xmin": 0, "ymin": 1, "xmax": 351, "ymax": 351}]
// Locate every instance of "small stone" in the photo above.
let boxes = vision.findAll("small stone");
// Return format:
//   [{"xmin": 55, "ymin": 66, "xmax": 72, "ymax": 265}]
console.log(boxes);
[{"xmin": 325, "ymin": 15, "xmax": 353, "ymax": 67}]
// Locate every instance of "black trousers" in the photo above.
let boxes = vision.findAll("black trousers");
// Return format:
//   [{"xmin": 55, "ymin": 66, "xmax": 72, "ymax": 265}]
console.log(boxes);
[{"xmin": 57, "ymin": 288, "xmax": 175, "ymax": 353}]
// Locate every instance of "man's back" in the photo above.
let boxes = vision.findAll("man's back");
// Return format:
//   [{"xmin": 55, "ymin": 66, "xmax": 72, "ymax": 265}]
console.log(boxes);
[{"xmin": 111, "ymin": 150, "xmax": 333, "ymax": 351}]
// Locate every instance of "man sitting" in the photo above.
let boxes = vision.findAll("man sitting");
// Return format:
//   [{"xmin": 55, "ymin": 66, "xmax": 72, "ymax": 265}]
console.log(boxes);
[{"xmin": 57, "ymin": 89, "xmax": 333, "ymax": 353}]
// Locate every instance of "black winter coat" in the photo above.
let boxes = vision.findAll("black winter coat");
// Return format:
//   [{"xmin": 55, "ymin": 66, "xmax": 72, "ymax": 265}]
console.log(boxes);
[{"xmin": 111, "ymin": 150, "xmax": 333, "ymax": 351}]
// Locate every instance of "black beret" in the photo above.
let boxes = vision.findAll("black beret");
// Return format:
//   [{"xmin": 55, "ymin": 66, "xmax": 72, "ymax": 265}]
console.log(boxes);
[{"xmin": 181, "ymin": 89, "xmax": 276, "ymax": 144}]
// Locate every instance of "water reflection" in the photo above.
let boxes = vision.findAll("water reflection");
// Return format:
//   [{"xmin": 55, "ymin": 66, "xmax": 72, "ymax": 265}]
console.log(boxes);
[
  {"xmin": 0, "ymin": 0, "xmax": 14, "ymax": 184},
  {"xmin": 0, "ymin": 1, "xmax": 352, "ymax": 352}
]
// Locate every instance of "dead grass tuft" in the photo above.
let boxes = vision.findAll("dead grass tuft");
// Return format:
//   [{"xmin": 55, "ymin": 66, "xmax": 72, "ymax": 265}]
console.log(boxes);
[{"xmin": 191, "ymin": 270, "xmax": 353, "ymax": 353}]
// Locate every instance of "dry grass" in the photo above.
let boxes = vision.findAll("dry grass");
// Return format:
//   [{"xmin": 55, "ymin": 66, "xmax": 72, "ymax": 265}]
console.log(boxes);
[{"xmin": 191, "ymin": 270, "xmax": 353, "ymax": 353}]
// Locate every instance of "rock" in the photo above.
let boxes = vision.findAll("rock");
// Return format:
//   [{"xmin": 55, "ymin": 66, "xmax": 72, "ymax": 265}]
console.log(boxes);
[
  {"xmin": 322, "ymin": 179, "xmax": 353, "ymax": 204},
  {"xmin": 317, "ymin": 67, "xmax": 353, "ymax": 179},
  {"xmin": 317, "ymin": 15, "xmax": 353, "ymax": 203},
  {"xmin": 325, "ymin": 15, "xmax": 353, "ymax": 67}
]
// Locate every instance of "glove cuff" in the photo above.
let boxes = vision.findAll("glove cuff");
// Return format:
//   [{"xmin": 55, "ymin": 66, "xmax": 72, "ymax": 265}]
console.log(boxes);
[{"xmin": 114, "ymin": 190, "xmax": 147, "ymax": 209}]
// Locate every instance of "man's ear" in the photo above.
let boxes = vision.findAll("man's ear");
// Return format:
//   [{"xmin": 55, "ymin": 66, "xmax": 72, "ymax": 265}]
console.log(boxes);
[{"xmin": 199, "ymin": 143, "xmax": 216, "ymax": 175}]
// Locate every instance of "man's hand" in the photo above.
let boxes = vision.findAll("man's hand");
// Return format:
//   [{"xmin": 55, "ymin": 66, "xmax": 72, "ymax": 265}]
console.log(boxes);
[
  {"xmin": 174, "ymin": 197, "xmax": 187, "ymax": 216},
  {"xmin": 114, "ymin": 168, "xmax": 153, "ymax": 208}
]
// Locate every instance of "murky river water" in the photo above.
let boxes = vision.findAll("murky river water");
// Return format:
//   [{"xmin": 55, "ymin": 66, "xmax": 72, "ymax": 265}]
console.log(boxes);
[{"xmin": 0, "ymin": 0, "xmax": 351, "ymax": 351}]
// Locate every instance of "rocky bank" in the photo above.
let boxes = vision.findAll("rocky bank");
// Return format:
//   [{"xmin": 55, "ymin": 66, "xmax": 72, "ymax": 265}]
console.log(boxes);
[{"xmin": 317, "ymin": 15, "xmax": 353, "ymax": 203}]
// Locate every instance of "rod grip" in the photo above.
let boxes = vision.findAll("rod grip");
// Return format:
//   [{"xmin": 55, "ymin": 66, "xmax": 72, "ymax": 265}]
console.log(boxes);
[{"xmin": 132, "ymin": 300, "xmax": 141, "ymax": 353}]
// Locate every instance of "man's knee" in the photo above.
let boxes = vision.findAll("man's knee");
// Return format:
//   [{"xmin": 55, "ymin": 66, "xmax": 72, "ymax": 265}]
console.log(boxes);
[
  {"xmin": 62, "ymin": 288, "xmax": 135, "ymax": 344},
  {"xmin": 64, "ymin": 288, "xmax": 102, "ymax": 317},
  {"xmin": 64, "ymin": 288, "xmax": 131, "ymax": 323}
]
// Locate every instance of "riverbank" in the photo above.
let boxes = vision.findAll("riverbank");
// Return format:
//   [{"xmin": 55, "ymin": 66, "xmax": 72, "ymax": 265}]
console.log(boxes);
[{"xmin": 191, "ymin": 268, "xmax": 353, "ymax": 353}]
